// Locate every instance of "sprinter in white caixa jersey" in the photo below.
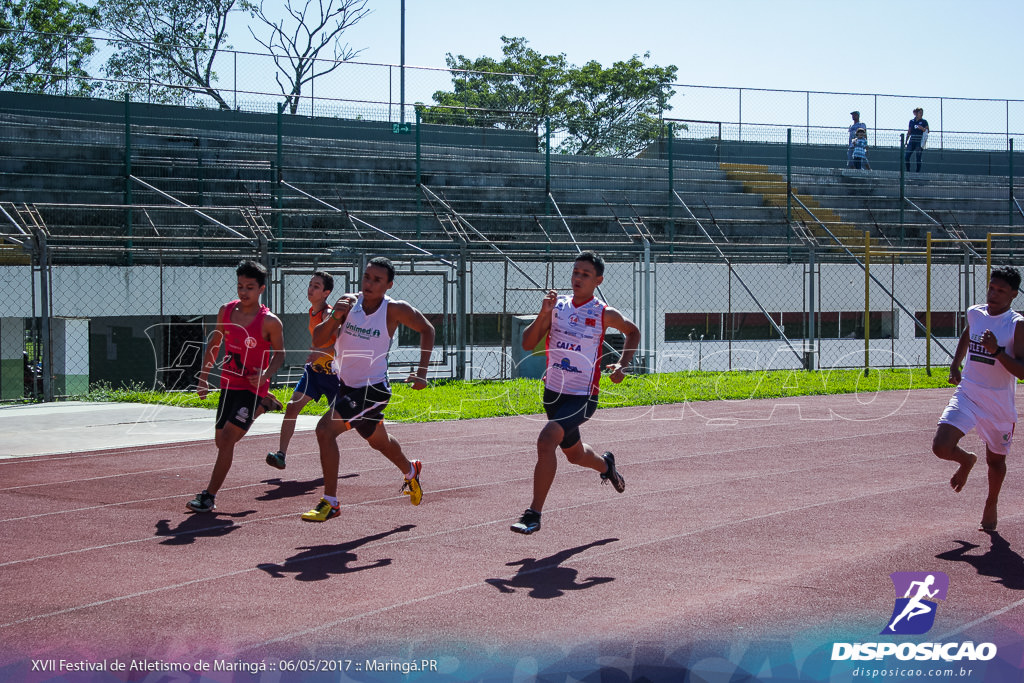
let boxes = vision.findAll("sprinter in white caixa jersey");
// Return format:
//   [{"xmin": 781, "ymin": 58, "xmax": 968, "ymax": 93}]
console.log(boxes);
[{"xmin": 511, "ymin": 251, "xmax": 641, "ymax": 535}]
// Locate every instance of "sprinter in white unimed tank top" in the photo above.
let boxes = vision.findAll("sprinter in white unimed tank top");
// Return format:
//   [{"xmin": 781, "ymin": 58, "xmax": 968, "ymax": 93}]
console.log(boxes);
[{"xmin": 299, "ymin": 257, "xmax": 436, "ymax": 523}]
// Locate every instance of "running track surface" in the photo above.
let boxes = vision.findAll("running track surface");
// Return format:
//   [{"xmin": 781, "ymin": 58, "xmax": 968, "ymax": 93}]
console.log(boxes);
[{"xmin": 3, "ymin": 388, "xmax": 1024, "ymax": 682}]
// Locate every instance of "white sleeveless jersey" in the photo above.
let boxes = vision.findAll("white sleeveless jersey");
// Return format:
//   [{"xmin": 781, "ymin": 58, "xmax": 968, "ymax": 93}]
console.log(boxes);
[
  {"xmin": 544, "ymin": 294, "xmax": 607, "ymax": 396},
  {"xmin": 334, "ymin": 295, "xmax": 392, "ymax": 388},
  {"xmin": 961, "ymin": 303, "xmax": 1023, "ymax": 422}
]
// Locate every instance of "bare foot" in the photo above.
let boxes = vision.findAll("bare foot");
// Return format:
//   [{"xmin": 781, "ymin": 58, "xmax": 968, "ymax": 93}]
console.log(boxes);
[
  {"xmin": 950, "ymin": 452, "xmax": 977, "ymax": 493},
  {"xmin": 980, "ymin": 500, "xmax": 998, "ymax": 531}
]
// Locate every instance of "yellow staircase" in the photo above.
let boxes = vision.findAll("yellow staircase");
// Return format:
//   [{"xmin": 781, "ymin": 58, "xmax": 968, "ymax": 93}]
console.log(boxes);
[
  {"xmin": 0, "ymin": 241, "xmax": 30, "ymax": 265},
  {"xmin": 721, "ymin": 163, "xmax": 873, "ymax": 249}
]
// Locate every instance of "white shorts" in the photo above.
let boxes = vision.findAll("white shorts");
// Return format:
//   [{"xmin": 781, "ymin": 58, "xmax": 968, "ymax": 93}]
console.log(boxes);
[{"xmin": 939, "ymin": 388, "xmax": 1016, "ymax": 456}]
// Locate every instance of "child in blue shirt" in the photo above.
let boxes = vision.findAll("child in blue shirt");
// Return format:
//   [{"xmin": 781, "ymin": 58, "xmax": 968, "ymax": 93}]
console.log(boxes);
[{"xmin": 852, "ymin": 128, "xmax": 870, "ymax": 170}]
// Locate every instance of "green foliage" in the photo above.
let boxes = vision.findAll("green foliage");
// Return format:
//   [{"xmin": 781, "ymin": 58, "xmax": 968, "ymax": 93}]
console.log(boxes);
[
  {"xmin": 422, "ymin": 36, "xmax": 569, "ymax": 135},
  {"xmin": 86, "ymin": 368, "xmax": 954, "ymax": 423},
  {"xmin": 0, "ymin": 0, "xmax": 98, "ymax": 95},
  {"xmin": 422, "ymin": 36, "xmax": 677, "ymax": 157},
  {"xmin": 95, "ymin": 0, "xmax": 236, "ymax": 108},
  {"xmin": 562, "ymin": 56, "xmax": 676, "ymax": 157}
]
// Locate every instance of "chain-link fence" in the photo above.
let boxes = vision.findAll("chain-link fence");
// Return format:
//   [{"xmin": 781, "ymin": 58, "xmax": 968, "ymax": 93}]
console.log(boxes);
[{"xmin": 0, "ymin": 224, "xmax": 1005, "ymax": 404}]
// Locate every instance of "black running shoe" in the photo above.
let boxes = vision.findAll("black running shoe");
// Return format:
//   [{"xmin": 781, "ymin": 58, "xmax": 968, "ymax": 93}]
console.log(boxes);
[
  {"xmin": 510, "ymin": 508, "xmax": 541, "ymax": 535},
  {"xmin": 266, "ymin": 450, "xmax": 286, "ymax": 470},
  {"xmin": 186, "ymin": 489, "xmax": 216, "ymax": 513},
  {"xmin": 600, "ymin": 452, "xmax": 625, "ymax": 493}
]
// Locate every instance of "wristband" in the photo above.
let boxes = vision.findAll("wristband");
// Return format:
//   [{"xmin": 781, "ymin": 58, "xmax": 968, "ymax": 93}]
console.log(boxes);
[
  {"xmin": 995, "ymin": 346, "xmax": 1005, "ymax": 357},
  {"xmin": 331, "ymin": 308, "xmax": 343, "ymax": 321}
]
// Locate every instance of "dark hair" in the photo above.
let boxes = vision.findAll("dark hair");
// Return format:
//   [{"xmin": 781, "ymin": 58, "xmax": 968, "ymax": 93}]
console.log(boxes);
[
  {"xmin": 367, "ymin": 256, "xmax": 395, "ymax": 282},
  {"xmin": 312, "ymin": 270, "xmax": 334, "ymax": 293},
  {"xmin": 991, "ymin": 265, "xmax": 1021, "ymax": 292},
  {"xmin": 574, "ymin": 251, "xmax": 605, "ymax": 277},
  {"xmin": 236, "ymin": 259, "xmax": 267, "ymax": 286}
]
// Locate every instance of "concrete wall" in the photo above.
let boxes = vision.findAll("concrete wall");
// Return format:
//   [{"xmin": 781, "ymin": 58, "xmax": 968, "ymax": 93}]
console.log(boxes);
[
  {"xmin": 0, "ymin": 91, "xmax": 539, "ymax": 153},
  {"xmin": 652, "ymin": 138, "xmax": 1024, "ymax": 177}
]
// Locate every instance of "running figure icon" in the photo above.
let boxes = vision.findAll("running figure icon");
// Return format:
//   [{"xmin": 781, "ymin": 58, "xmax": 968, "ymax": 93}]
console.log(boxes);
[{"xmin": 887, "ymin": 574, "xmax": 939, "ymax": 632}]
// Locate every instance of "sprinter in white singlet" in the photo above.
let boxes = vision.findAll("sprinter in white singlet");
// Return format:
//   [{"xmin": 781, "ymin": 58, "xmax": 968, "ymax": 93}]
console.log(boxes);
[
  {"xmin": 300, "ymin": 257, "xmax": 435, "ymax": 522},
  {"xmin": 933, "ymin": 266, "xmax": 1024, "ymax": 531},
  {"xmin": 511, "ymin": 251, "xmax": 641, "ymax": 535}
]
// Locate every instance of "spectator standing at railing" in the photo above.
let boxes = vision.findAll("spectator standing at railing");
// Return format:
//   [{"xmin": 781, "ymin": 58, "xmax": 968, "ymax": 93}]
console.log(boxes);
[
  {"xmin": 847, "ymin": 111, "xmax": 867, "ymax": 168},
  {"xmin": 905, "ymin": 107, "xmax": 930, "ymax": 172}
]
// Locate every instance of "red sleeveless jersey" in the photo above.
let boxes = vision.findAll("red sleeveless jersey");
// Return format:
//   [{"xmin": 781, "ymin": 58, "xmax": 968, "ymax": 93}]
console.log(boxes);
[{"xmin": 220, "ymin": 300, "xmax": 272, "ymax": 397}]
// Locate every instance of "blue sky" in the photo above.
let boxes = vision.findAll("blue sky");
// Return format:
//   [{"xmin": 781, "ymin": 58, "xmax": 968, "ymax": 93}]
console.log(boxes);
[
  {"xmin": 330, "ymin": 0, "xmax": 1021, "ymax": 101},
  {"xmin": 79, "ymin": 0, "xmax": 1023, "ymax": 135}
]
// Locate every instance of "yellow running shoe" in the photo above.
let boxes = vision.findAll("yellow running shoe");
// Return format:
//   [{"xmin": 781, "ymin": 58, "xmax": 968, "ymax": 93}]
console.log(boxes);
[
  {"xmin": 400, "ymin": 460, "xmax": 423, "ymax": 506},
  {"xmin": 301, "ymin": 497, "xmax": 339, "ymax": 522}
]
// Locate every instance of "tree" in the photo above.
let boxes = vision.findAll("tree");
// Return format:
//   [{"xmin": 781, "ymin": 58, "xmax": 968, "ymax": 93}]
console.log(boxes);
[
  {"xmin": 423, "ymin": 36, "xmax": 570, "ymax": 135},
  {"xmin": 95, "ymin": 0, "xmax": 236, "ymax": 109},
  {"xmin": 424, "ymin": 37, "xmax": 678, "ymax": 157},
  {"xmin": 243, "ymin": 0, "xmax": 370, "ymax": 115},
  {"xmin": 561, "ymin": 55, "xmax": 677, "ymax": 157},
  {"xmin": 0, "ymin": 0, "xmax": 98, "ymax": 95}
]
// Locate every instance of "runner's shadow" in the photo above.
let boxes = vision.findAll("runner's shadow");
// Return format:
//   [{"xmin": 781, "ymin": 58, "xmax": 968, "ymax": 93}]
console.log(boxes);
[
  {"xmin": 257, "ymin": 474, "xmax": 358, "ymax": 501},
  {"xmin": 486, "ymin": 538, "xmax": 618, "ymax": 599},
  {"xmin": 258, "ymin": 524, "xmax": 415, "ymax": 581},
  {"xmin": 154, "ymin": 510, "xmax": 257, "ymax": 545},
  {"xmin": 935, "ymin": 532, "xmax": 1024, "ymax": 590}
]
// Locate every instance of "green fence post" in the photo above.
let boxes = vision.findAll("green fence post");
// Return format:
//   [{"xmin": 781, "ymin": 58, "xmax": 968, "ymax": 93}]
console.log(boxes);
[
  {"xmin": 416, "ymin": 107, "xmax": 422, "ymax": 240},
  {"xmin": 544, "ymin": 117, "xmax": 551, "ymax": 245},
  {"xmin": 276, "ymin": 102, "xmax": 284, "ymax": 253},
  {"xmin": 899, "ymin": 133, "xmax": 905, "ymax": 246},
  {"xmin": 667, "ymin": 122, "xmax": 675, "ymax": 252},
  {"xmin": 786, "ymin": 128, "xmax": 792, "ymax": 261},
  {"xmin": 124, "ymin": 94, "xmax": 133, "ymax": 265},
  {"xmin": 544, "ymin": 116, "xmax": 551, "ymax": 197},
  {"xmin": 786, "ymin": 128, "xmax": 792, "ymax": 225},
  {"xmin": 456, "ymin": 244, "xmax": 467, "ymax": 381},
  {"xmin": 1010, "ymin": 138, "xmax": 1015, "ymax": 228}
]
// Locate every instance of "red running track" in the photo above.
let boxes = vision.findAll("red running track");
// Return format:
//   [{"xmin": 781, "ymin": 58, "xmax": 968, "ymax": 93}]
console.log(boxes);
[{"xmin": 2, "ymin": 388, "xmax": 1024, "ymax": 681}]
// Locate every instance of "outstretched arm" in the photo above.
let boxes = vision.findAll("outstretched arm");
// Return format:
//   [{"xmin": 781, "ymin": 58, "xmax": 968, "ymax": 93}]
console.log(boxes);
[
  {"xmin": 197, "ymin": 305, "xmax": 227, "ymax": 399},
  {"xmin": 603, "ymin": 307, "xmax": 641, "ymax": 383},
  {"xmin": 948, "ymin": 328, "xmax": 970, "ymax": 385},
  {"xmin": 391, "ymin": 301, "xmax": 435, "ymax": 389}
]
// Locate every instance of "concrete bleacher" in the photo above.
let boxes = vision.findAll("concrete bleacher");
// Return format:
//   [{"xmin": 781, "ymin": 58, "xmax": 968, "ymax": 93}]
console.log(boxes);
[{"xmin": 1, "ymin": 103, "xmax": 1019, "ymax": 264}]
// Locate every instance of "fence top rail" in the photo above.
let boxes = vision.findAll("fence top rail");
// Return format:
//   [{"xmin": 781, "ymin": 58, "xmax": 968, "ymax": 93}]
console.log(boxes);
[{"xmin": 670, "ymin": 82, "xmax": 1024, "ymax": 104}]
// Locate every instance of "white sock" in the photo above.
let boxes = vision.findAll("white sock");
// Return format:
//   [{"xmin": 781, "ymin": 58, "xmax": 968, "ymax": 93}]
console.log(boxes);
[
  {"xmin": 406, "ymin": 463, "xmax": 418, "ymax": 480},
  {"xmin": 324, "ymin": 495, "xmax": 339, "ymax": 507}
]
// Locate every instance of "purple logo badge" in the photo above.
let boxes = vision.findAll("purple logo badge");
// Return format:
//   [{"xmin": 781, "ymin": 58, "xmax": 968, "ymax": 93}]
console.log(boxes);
[{"xmin": 881, "ymin": 572, "xmax": 949, "ymax": 635}]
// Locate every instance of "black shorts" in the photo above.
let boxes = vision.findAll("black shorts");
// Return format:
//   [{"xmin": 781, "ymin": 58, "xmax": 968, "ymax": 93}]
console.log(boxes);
[
  {"xmin": 329, "ymin": 380, "xmax": 391, "ymax": 439},
  {"xmin": 543, "ymin": 388, "xmax": 598, "ymax": 449},
  {"xmin": 215, "ymin": 388, "xmax": 263, "ymax": 431},
  {"xmin": 293, "ymin": 363, "xmax": 341, "ymax": 403}
]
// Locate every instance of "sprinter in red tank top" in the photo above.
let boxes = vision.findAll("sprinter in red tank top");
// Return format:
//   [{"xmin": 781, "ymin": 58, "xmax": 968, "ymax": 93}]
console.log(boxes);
[{"xmin": 186, "ymin": 260, "xmax": 285, "ymax": 513}]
